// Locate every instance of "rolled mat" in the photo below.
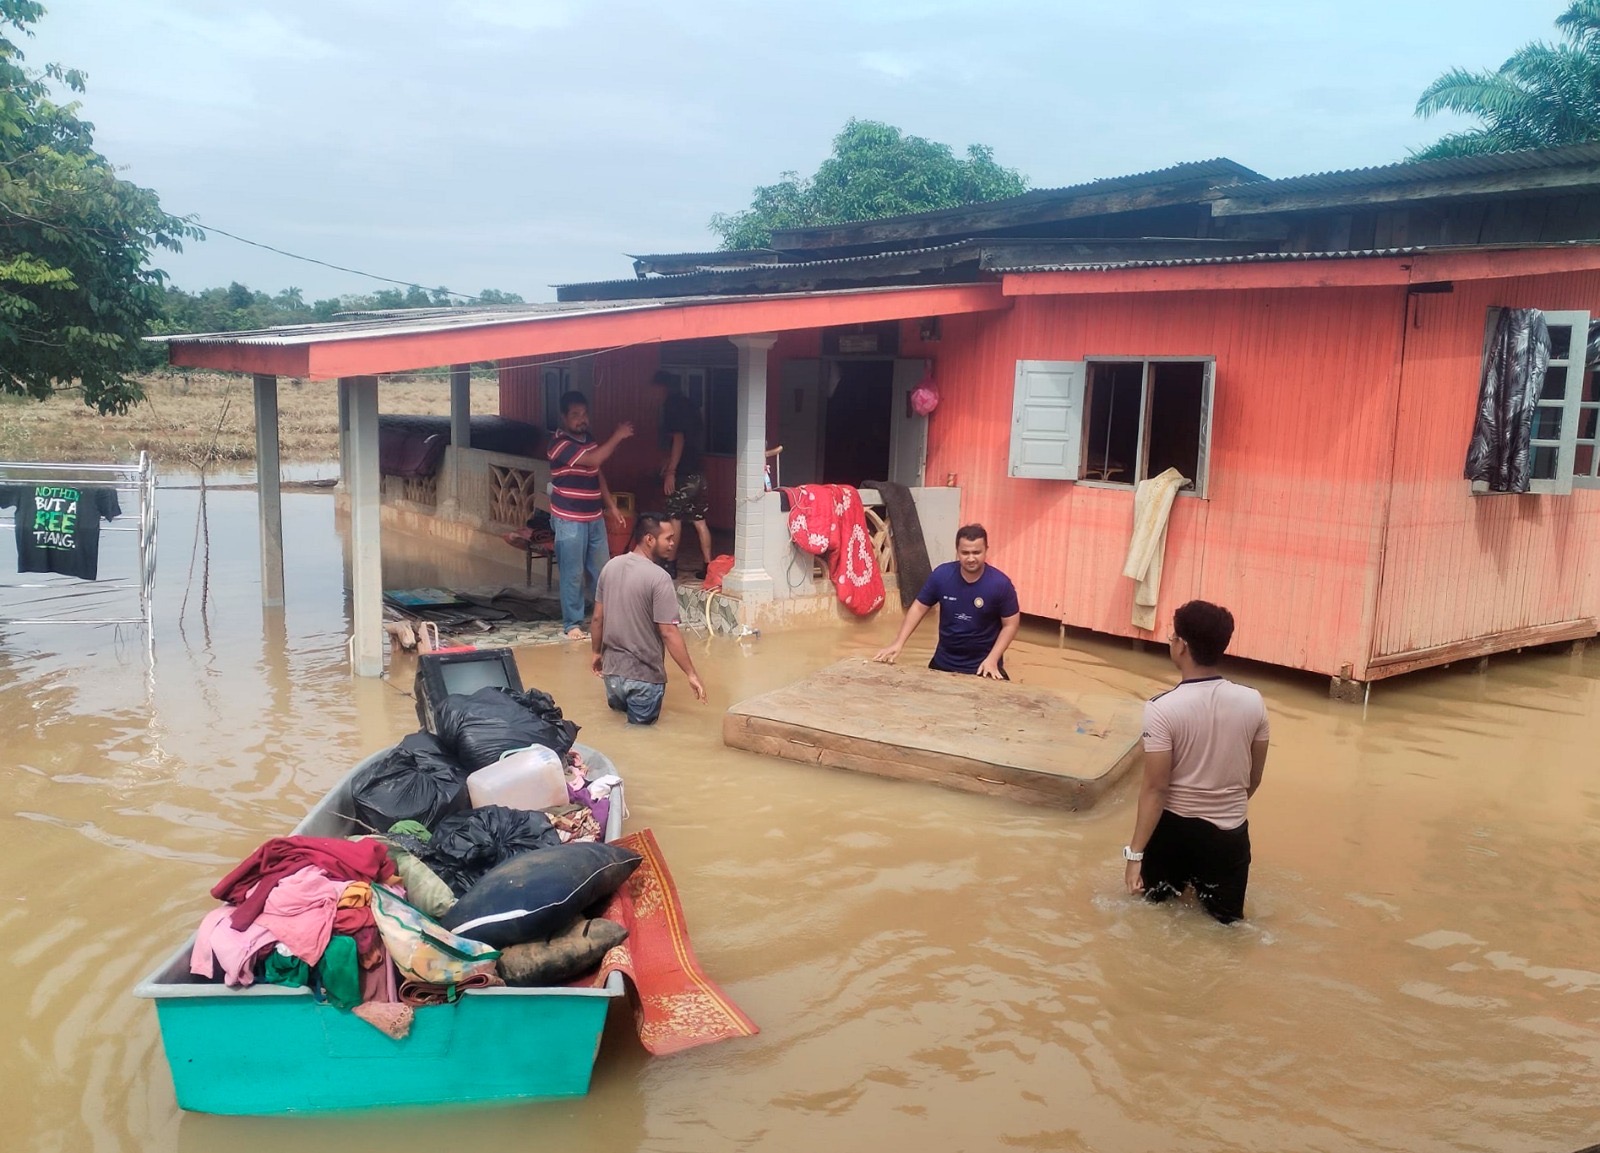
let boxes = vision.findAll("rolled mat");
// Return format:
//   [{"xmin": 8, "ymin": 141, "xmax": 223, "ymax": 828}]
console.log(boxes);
[
  {"xmin": 573, "ymin": 827, "xmax": 759, "ymax": 1055},
  {"xmin": 398, "ymin": 970, "xmax": 504, "ymax": 1007}
]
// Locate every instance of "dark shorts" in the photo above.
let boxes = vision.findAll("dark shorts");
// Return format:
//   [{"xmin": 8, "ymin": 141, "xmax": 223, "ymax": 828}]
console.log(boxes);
[
  {"xmin": 1141, "ymin": 810, "xmax": 1251, "ymax": 924},
  {"xmin": 929, "ymin": 654, "xmax": 1008, "ymax": 680},
  {"xmin": 664, "ymin": 473, "xmax": 708, "ymax": 522}
]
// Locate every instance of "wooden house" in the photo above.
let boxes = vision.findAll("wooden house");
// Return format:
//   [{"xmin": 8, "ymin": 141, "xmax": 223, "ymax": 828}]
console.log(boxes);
[{"xmin": 166, "ymin": 145, "xmax": 1600, "ymax": 689}]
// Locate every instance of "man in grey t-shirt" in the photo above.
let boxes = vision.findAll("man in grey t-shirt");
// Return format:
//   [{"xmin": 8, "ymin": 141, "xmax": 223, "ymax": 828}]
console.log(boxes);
[{"xmin": 590, "ymin": 512, "xmax": 707, "ymax": 724}]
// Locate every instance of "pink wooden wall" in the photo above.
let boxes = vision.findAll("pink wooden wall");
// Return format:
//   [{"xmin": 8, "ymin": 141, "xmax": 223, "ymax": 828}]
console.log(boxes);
[
  {"xmin": 500, "ymin": 333, "xmax": 818, "ymax": 533},
  {"xmin": 1372, "ymin": 270, "xmax": 1600, "ymax": 662},
  {"xmin": 917, "ymin": 289, "xmax": 1410, "ymax": 679}
]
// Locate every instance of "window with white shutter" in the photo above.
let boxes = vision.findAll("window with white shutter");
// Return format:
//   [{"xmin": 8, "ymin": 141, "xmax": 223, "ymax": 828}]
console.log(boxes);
[
  {"xmin": 1011, "ymin": 356, "xmax": 1215, "ymax": 495},
  {"xmin": 1009, "ymin": 360, "xmax": 1085, "ymax": 480}
]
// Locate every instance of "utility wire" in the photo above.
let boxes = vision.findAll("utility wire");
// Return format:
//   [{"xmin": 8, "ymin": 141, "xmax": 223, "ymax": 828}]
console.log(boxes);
[{"xmin": 191, "ymin": 219, "xmax": 484, "ymax": 302}]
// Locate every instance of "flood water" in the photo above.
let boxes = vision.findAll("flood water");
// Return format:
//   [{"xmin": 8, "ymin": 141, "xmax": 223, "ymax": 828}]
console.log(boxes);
[{"xmin": 3, "ymin": 479, "xmax": 1598, "ymax": 1153}]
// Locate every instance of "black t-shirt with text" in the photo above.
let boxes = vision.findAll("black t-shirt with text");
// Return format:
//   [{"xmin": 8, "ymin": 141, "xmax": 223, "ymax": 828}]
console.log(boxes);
[{"xmin": 0, "ymin": 484, "xmax": 122, "ymax": 580}]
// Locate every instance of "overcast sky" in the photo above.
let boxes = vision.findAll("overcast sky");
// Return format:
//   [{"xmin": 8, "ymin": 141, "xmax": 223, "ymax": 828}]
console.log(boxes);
[{"xmin": 32, "ymin": 0, "xmax": 1574, "ymax": 302}]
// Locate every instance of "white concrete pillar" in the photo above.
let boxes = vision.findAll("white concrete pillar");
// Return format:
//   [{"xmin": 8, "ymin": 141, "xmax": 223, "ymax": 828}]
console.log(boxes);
[
  {"xmin": 340, "ymin": 375, "xmax": 384, "ymax": 676},
  {"xmin": 724, "ymin": 334, "xmax": 779, "ymax": 601},
  {"xmin": 252, "ymin": 373, "xmax": 285, "ymax": 608},
  {"xmin": 450, "ymin": 363, "xmax": 472, "ymax": 449}
]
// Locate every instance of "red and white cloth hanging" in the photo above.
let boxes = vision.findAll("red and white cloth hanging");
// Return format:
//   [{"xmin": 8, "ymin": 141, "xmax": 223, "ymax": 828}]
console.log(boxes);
[{"xmin": 782, "ymin": 484, "xmax": 885, "ymax": 616}]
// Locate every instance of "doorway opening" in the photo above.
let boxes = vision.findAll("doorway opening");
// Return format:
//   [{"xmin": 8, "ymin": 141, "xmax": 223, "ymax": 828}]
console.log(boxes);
[{"xmin": 821, "ymin": 359, "xmax": 893, "ymax": 486}]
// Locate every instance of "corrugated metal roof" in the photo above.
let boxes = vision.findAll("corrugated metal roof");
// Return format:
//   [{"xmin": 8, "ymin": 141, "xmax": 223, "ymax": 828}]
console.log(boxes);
[
  {"xmin": 150, "ymin": 284, "xmax": 979, "ymax": 347},
  {"xmin": 766, "ymin": 158, "xmax": 1266, "ymax": 246},
  {"xmin": 986, "ymin": 240, "xmax": 1600, "ymax": 272},
  {"xmin": 557, "ymin": 240, "xmax": 980, "ymax": 292},
  {"xmin": 987, "ymin": 246, "xmax": 1427, "ymax": 272},
  {"xmin": 1016, "ymin": 157, "xmax": 1267, "ymax": 199},
  {"xmin": 151, "ymin": 299, "xmax": 722, "ymax": 346},
  {"xmin": 626, "ymin": 248, "xmax": 780, "ymax": 265},
  {"xmin": 1223, "ymin": 142, "xmax": 1600, "ymax": 197}
]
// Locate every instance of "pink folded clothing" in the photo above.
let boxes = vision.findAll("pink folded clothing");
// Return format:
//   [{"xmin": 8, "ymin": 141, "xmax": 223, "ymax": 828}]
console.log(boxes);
[
  {"xmin": 251, "ymin": 866, "xmax": 347, "ymax": 965},
  {"xmin": 211, "ymin": 836, "xmax": 394, "ymax": 931},
  {"xmin": 190, "ymin": 906, "xmax": 278, "ymax": 987}
]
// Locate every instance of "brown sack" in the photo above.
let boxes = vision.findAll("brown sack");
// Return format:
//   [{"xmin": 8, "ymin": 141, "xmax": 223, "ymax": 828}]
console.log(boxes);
[{"xmin": 496, "ymin": 917, "xmax": 628, "ymax": 987}]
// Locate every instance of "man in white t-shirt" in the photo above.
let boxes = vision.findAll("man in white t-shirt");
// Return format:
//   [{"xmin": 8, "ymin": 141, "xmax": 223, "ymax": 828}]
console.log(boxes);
[{"xmin": 1122, "ymin": 600, "xmax": 1270, "ymax": 924}]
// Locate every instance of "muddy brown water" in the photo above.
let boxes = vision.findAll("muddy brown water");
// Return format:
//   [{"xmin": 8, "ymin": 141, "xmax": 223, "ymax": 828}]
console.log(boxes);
[{"xmin": 2, "ymin": 481, "xmax": 1597, "ymax": 1153}]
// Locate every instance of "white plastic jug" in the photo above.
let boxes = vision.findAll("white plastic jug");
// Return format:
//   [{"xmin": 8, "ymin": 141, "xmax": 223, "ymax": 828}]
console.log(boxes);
[{"xmin": 467, "ymin": 745, "xmax": 568, "ymax": 811}]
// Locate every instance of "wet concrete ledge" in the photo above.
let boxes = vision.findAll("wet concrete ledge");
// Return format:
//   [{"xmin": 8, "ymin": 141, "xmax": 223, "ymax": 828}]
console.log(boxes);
[{"xmin": 724, "ymin": 657, "xmax": 1144, "ymax": 810}]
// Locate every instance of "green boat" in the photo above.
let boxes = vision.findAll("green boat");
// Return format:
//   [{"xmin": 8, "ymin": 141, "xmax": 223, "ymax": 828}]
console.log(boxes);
[{"xmin": 133, "ymin": 743, "xmax": 626, "ymax": 1115}]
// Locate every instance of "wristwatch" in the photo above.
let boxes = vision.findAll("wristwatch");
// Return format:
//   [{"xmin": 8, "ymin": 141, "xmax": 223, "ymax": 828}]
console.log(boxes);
[{"xmin": 1122, "ymin": 845, "xmax": 1144, "ymax": 862}]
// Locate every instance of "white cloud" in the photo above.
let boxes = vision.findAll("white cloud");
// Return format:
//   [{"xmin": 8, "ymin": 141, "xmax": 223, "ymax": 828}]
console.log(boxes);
[
  {"xmin": 149, "ymin": 9, "xmax": 344, "ymax": 62},
  {"xmin": 856, "ymin": 51, "xmax": 921, "ymax": 82},
  {"xmin": 449, "ymin": 0, "xmax": 583, "ymax": 33}
]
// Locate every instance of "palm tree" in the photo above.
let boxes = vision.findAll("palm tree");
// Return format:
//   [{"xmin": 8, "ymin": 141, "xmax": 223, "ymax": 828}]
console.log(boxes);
[{"xmin": 1413, "ymin": 1, "xmax": 1600, "ymax": 159}]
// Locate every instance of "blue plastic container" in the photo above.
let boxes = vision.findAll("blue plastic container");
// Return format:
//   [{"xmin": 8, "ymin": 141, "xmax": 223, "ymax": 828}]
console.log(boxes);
[{"xmin": 134, "ymin": 745, "xmax": 626, "ymax": 1115}]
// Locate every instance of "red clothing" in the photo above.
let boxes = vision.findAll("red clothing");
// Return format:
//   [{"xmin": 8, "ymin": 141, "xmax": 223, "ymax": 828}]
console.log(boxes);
[
  {"xmin": 782, "ymin": 484, "xmax": 885, "ymax": 616},
  {"xmin": 211, "ymin": 836, "xmax": 394, "ymax": 932}
]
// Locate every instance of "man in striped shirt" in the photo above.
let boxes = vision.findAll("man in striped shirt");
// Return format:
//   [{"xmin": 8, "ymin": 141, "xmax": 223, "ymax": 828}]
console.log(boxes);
[{"xmin": 548, "ymin": 390, "xmax": 633, "ymax": 640}]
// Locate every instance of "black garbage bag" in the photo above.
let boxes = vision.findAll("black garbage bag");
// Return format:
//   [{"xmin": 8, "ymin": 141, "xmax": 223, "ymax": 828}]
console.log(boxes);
[
  {"xmin": 422, "ymin": 804, "xmax": 565, "ymax": 895},
  {"xmin": 442, "ymin": 842, "xmax": 643, "ymax": 948},
  {"xmin": 348, "ymin": 732, "xmax": 470, "ymax": 834},
  {"xmin": 433, "ymin": 686, "xmax": 579, "ymax": 770}
]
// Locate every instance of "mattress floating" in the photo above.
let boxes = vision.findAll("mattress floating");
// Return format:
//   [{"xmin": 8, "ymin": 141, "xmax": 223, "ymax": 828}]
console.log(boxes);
[{"xmin": 723, "ymin": 657, "xmax": 1143, "ymax": 810}]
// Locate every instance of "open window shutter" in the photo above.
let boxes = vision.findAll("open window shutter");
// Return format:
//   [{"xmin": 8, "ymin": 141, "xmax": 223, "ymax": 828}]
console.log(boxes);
[
  {"xmin": 1195, "ymin": 358, "xmax": 1216, "ymax": 498},
  {"xmin": 1544, "ymin": 310, "xmax": 1589, "ymax": 496},
  {"xmin": 1009, "ymin": 360, "xmax": 1085, "ymax": 480}
]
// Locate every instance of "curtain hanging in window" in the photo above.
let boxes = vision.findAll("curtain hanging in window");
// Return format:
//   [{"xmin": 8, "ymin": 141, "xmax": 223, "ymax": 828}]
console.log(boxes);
[{"xmin": 1464, "ymin": 308, "xmax": 1550, "ymax": 493}]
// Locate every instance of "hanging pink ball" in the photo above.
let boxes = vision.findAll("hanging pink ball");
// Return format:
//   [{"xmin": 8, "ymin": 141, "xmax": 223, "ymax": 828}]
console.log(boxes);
[{"xmin": 910, "ymin": 380, "xmax": 940, "ymax": 415}]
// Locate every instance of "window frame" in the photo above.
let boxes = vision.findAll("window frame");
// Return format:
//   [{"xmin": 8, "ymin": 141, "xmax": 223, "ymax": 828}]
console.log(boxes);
[
  {"xmin": 540, "ymin": 365, "xmax": 574, "ymax": 432},
  {"xmin": 660, "ymin": 362, "xmax": 737, "ymax": 457},
  {"xmin": 1472, "ymin": 309, "xmax": 1591, "ymax": 496},
  {"xmin": 1546, "ymin": 311, "xmax": 1597, "ymax": 492},
  {"xmin": 1078, "ymin": 354, "xmax": 1215, "ymax": 499}
]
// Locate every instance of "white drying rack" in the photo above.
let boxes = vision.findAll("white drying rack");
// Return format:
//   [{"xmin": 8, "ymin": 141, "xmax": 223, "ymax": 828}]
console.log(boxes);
[{"xmin": 0, "ymin": 453, "xmax": 158, "ymax": 648}]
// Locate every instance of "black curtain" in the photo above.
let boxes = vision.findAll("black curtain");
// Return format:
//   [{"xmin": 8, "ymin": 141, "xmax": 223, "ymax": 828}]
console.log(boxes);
[{"xmin": 1464, "ymin": 308, "xmax": 1551, "ymax": 493}]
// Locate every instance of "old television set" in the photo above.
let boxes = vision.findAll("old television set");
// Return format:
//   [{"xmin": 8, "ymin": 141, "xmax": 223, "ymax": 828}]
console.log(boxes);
[{"xmin": 414, "ymin": 647, "xmax": 524, "ymax": 732}]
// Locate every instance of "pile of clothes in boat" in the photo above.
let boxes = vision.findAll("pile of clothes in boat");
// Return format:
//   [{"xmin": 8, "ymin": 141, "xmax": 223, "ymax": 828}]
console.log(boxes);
[{"xmin": 187, "ymin": 685, "xmax": 640, "ymax": 1038}]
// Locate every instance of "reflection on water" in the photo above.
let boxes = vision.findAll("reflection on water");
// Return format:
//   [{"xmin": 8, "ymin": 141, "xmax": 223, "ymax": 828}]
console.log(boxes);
[{"xmin": 3, "ymin": 481, "xmax": 1599, "ymax": 1153}]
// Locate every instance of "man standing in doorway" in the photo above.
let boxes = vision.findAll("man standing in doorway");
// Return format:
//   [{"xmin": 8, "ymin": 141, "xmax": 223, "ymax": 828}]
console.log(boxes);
[
  {"xmin": 547, "ymin": 390, "xmax": 632, "ymax": 640},
  {"xmin": 872, "ymin": 523, "xmax": 1020, "ymax": 679},
  {"xmin": 649, "ymin": 369, "xmax": 712, "ymax": 578},
  {"xmin": 591, "ymin": 512, "xmax": 707, "ymax": 724},
  {"xmin": 1123, "ymin": 600, "xmax": 1270, "ymax": 925}
]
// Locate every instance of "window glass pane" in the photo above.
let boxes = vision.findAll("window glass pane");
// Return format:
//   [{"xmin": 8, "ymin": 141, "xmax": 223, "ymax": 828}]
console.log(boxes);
[
  {"xmin": 1577, "ymin": 444, "xmax": 1596, "ymax": 478},
  {"xmin": 1533, "ymin": 403, "xmax": 1565, "ymax": 439},
  {"xmin": 1585, "ymin": 368, "xmax": 1599, "ymax": 403},
  {"xmin": 543, "ymin": 369, "xmax": 567, "ymax": 429},
  {"xmin": 1580, "ymin": 406, "xmax": 1599, "ymax": 442},
  {"xmin": 1083, "ymin": 363, "xmax": 1142, "ymax": 483},
  {"xmin": 1531, "ymin": 445, "xmax": 1560, "ymax": 479},
  {"xmin": 1540, "ymin": 365, "xmax": 1568, "ymax": 401},
  {"xmin": 1548, "ymin": 324, "xmax": 1572, "ymax": 361},
  {"xmin": 1146, "ymin": 361, "xmax": 1206, "ymax": 485}
]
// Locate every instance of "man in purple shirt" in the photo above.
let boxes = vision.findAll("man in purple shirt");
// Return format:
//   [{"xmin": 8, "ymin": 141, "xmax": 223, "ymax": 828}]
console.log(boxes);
[{"xmin": 873, "ymin": 523, "xmax": 1021, "ymax": 679}]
